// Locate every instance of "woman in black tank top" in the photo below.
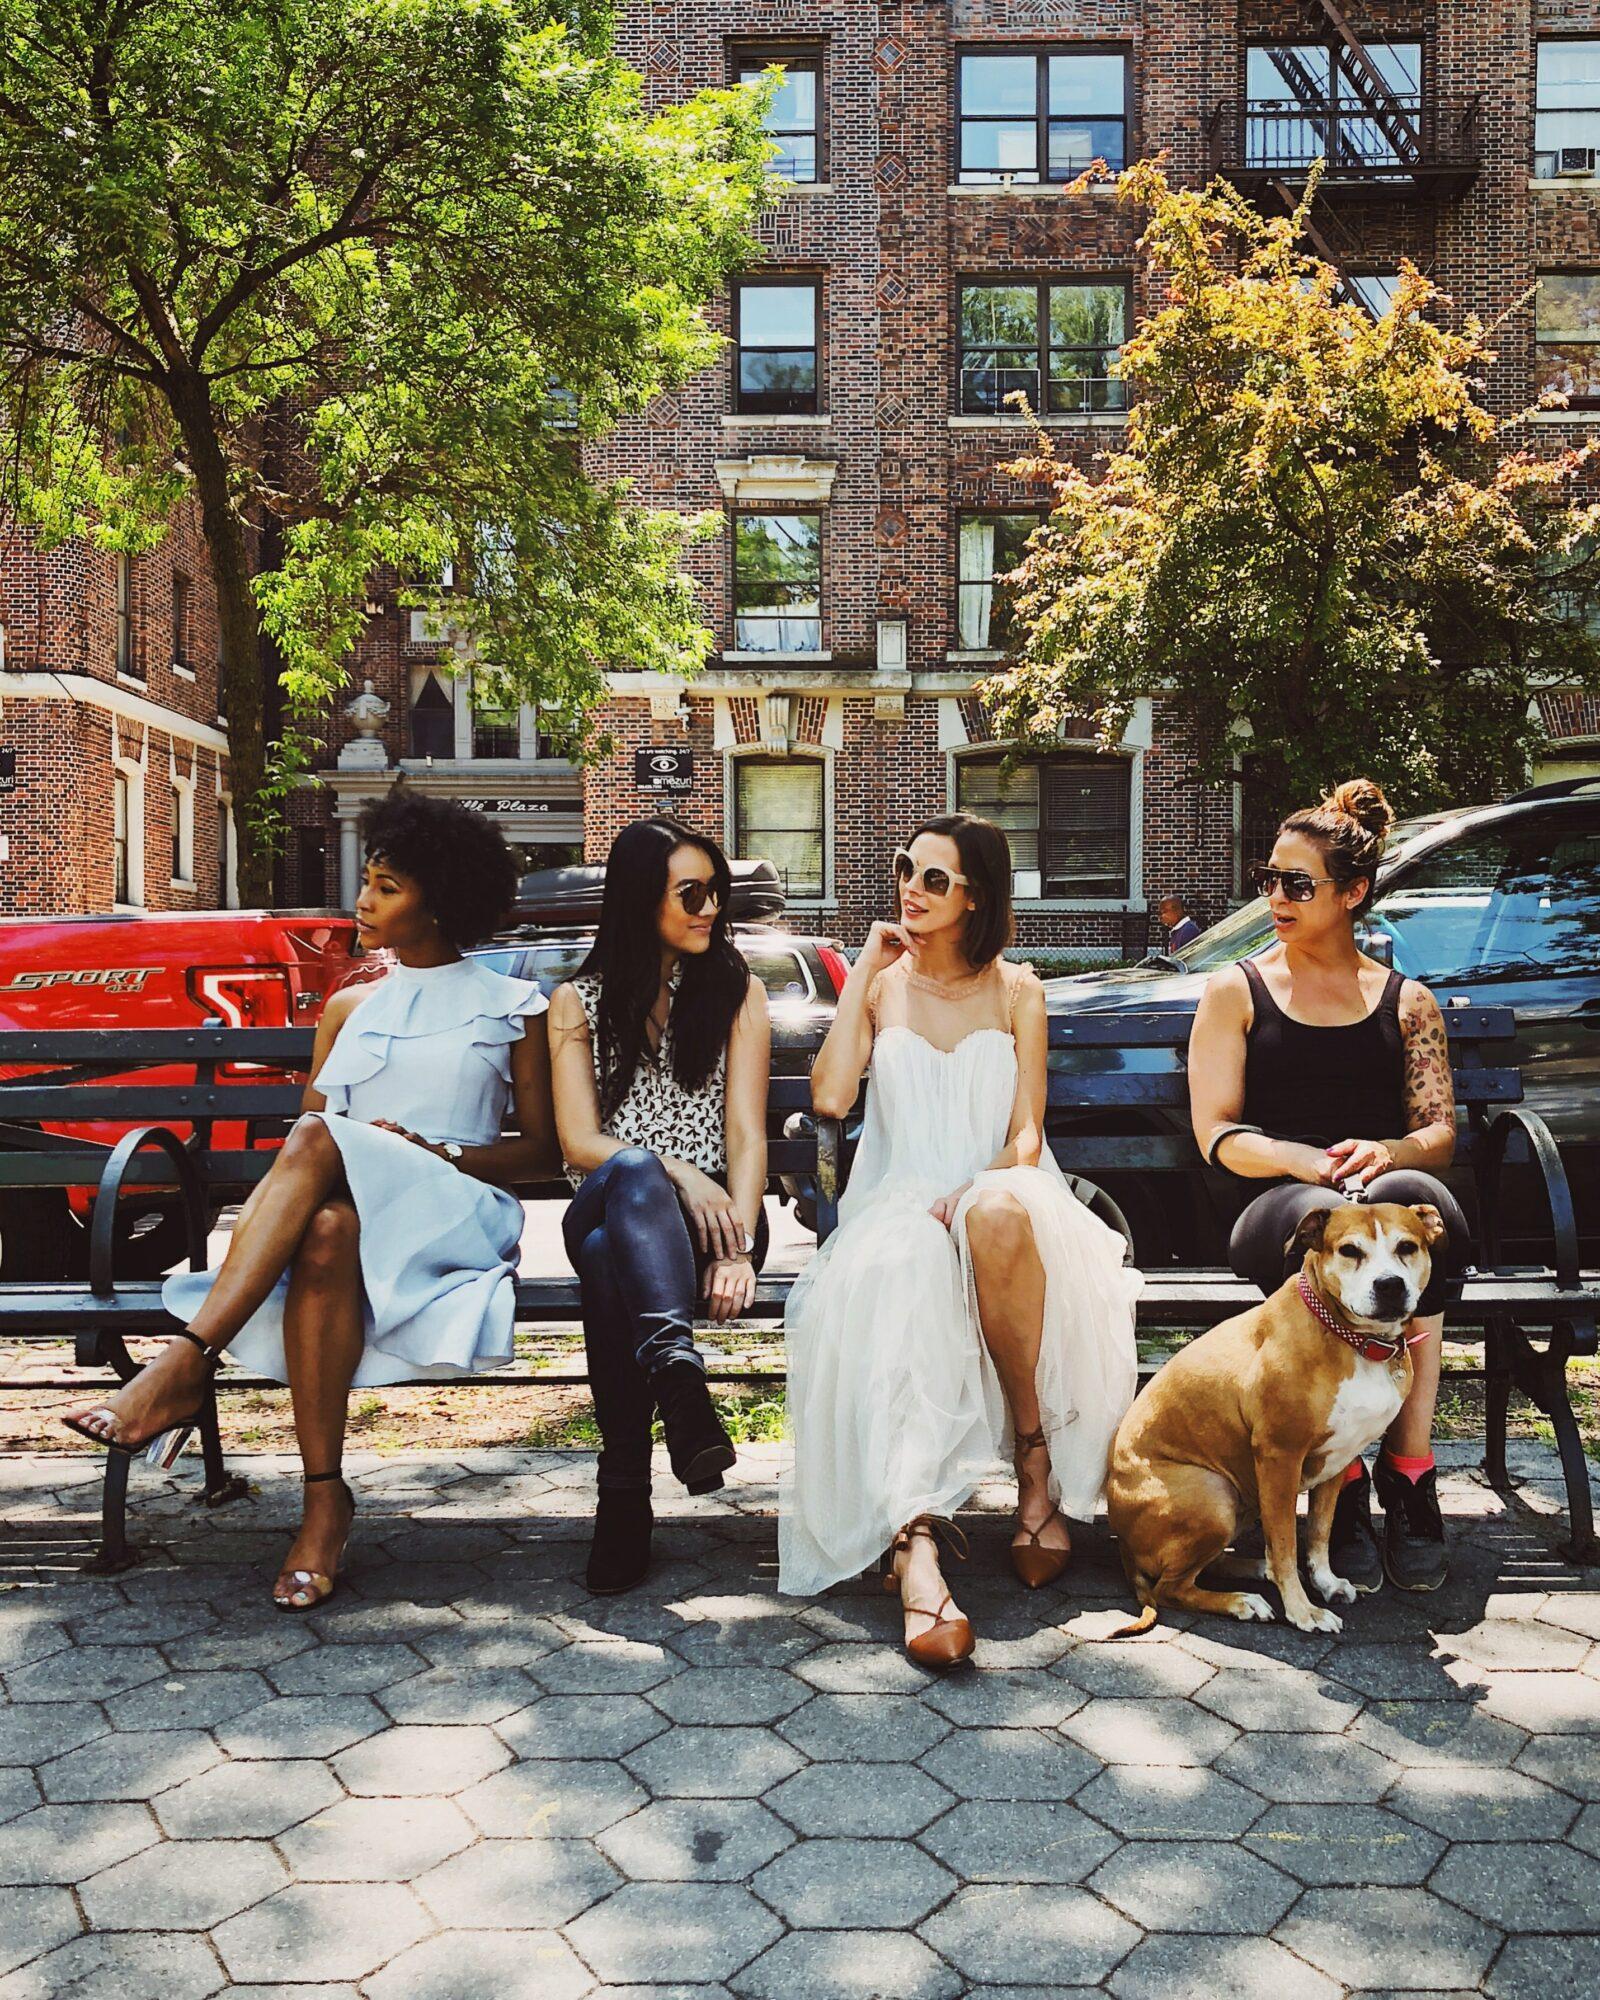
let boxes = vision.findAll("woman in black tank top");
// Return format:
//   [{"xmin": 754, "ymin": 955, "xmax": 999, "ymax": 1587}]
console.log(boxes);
[{"xmin": 1188, "ymin": 780, "xmax": 1466, "ymax": 1596}]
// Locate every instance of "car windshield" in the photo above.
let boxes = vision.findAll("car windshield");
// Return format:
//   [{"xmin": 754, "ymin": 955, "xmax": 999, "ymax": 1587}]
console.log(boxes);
[{"xmin": 478, "ymin": 937, "xmax": 816, "ymax": 1003}]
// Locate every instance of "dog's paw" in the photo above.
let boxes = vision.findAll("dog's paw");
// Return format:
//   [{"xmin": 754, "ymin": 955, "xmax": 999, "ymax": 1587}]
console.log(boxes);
[
  {"xmin": 1310, "ymin": 1565, "xmax": 1357, "ymax": 1606},
  {"xmin": 1230, "ymin": 1593, "xmax": 1275, "ymax": 1624},
  {"xmin": 1286, "ymin": 1602, "xmax": 1343, "ymax": 1634}
]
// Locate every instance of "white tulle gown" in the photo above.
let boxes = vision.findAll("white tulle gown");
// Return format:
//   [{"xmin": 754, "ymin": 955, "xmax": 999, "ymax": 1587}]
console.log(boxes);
[{"xmin": 779, "ymin": 957, "xmax": 1141, "ymax": 1596}]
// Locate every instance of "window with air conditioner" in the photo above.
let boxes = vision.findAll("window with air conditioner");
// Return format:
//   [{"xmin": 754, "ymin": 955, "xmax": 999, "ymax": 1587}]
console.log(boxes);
[{"xmin": 1536, "ymin": 41, "xmax": 1600, "ymax": 177}]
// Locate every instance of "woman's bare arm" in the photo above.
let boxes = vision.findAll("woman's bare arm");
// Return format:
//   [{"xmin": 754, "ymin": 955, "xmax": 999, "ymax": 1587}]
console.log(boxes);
[
  {"xmin": 722, "ymin": 975, "xmax": 771, "ymax": 1243},
  {"xmin": 1189, "ymin": 965, "xmax": 1331, "ymax": 1184},
  {"xmin": 299, "ymin": 985, "xmax": 369, "ymax": 1113}
]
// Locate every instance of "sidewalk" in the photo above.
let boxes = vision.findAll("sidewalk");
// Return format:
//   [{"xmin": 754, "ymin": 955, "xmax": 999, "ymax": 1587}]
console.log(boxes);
[{"xmin": 0, "ymin": 1442, "xmax": 1597, "ymax": 1998}]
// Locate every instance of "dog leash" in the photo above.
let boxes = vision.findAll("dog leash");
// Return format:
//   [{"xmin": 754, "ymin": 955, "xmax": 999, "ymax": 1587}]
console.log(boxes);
[{"xmin": 1296, "ymin": 1274, "xmax": 1429, "ymax": 1364}]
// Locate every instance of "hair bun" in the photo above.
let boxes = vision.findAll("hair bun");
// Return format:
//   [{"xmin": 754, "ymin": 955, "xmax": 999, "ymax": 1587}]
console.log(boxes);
[{"xmin": 1323, "ymin": 778, "xmax": 1393, "ymax": 843}]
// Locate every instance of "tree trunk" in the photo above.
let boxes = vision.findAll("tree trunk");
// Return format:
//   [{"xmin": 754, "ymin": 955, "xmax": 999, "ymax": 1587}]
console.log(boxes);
[{"xmin": 167, "ymin": 377, "xmax": 274, "ymax": 906}]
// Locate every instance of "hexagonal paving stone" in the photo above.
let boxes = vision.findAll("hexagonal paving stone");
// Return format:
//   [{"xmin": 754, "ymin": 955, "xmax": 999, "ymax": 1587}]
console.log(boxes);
[
  {"xmin": 920, "ymin": 1727, "xmax": 1098, "ymax": 1801},
  {"xmin": 497, "ymin": 1695, "xmax": 665, "ymax": 1762},
  {"xmin": 919, "ymin": 1882, "xmax": 1139, "ymax": 1986},
  {"xmin": 79, "ymin": 1837, "xmax": 288, "ymax": 1931},
  {"xmin": 1054, "ymin": 1640, "xmax": 1217, "ymax": 1700},
  {"xmin": 1516, "ymin": 1732, "xmax": 1600, "ymax": 1799},
  {"xmin": 0, "ymin": 1885, "xmax": 81, "ymax": 1979},
  {"xmin": 1433, "ymin": 1838, "xmax": 1600, "ymax": 1932},
  {"xmin": 623, "ymin": 1726, "xmax": 803, "ymax": 1800},
  {"xmin": 752, "ymin": 1836, "xmax": 954, "ymax": 1930},
  {"xmin": 1387, "ymin": 1765, "xmax": 1578, "ymax": 1841},
  {"xmin": 1476, "ymin": 1671, "xmax": 1600, "ymax": 1734},
  {"xmin": 1109, "ymin": 1935, "xmax": 1341, "ymax": 2000},
  {"xmin": 531, "ymin": 1643, "xmax": 681, "ymax": 1696},
  {"xmin": 363, "ymin": 1928, "xmax": 595, "ymax": 2000},
  {"xmin": 0, "ymin": 1618, "xmax": 68, "ymax": 1674},
  {"xmin": 0, "ymin": 1929, "xmax": 223, "ymax": 2000},
  {"xmin": 790, "ymin": 1644, "xmax": 933, "ymax": 1695},
  {"xmin": 1193, "ymin": 1668, "xmax": 1362, "ymax": 1734},
  {"xmin": 162, "ymin": 1621, "xmax": 316, "ymax": 1671},
  {"xmin": 596, "ymin": 1798, "xmax": 794, "ymax": 1882},
  {"xmin": 922, "ymin": 1669, "xmax": 1085, "ymax": 1730},
  {"xmin": 331, "ymin": 1723, "xmax": 510, "ymax": 1797},
  {"xmin": 567, "ymin": 1882, "xmax": 782, "ymax": 1984},
  {"xmin": 0, "ymin": 1702, "xmax": 108, "ymax": 1765},
  {"xmin": 1574, "ymin": 1803, "xmax": 1600, "ymax": 1858},
  {"xmin": 40, "ymin": 1729, "xmax": 218, "ymax": 1803},
  {"xmin": 413, "ymin": 1623, "xmax": 569, "ymax": 1673},
  {"xmin": 0, "ymin": 1802, "xmax": 157, "ymax": 1885},
  {"xmin": 277, "ymin": 1796, "xmax": 475, "ymax": 1881},
  {"xmin": 1349, "ymin": 1700, "xmax": 1527, "ymax": 1768},
  {"xmin": 266, "ymin": 1642, "xmax": 424, "ymax": 1696},
  {"xmin": 380, "ymin": 1666, "xmax": 539, "ymax": 1726},
  {"xmin": 666, "ymin": 1597, "xmax": 821, "ymax": 1669},
  {"xmin": 3, "ymin": 1645, "xmax": 165, "ymax": 1704},
  {"xmin": 416, "ymin": 1837, "xmax": 619, "ymax": 1928},
  {"xmin": 647, "ymin": 1668, "xmax": 810, "ymax": 1727},
  {"xmin": 1075, "ymin": 1765, "xmax": 1265, "ymax": 1840},
  {"xmin": 1090, "ymin": 1839, "xmax": 1298, "ymax": 1933},
  {"xmin": 1061, "ymin": 1696, "xmax": 1238, "ymax": 1767},
  {"xmin": 103, "ymin": 1668, "xmax": 273, "ymax": 1732},
  {"xmin": 732, "ymin": 1929, "xmax": 963, "ymax": 2000},
  {"xmin": 1276, "ymin": 1886, "xmax": 1500, "ymax": 1990},
  {"xmin": 153, "ymin": 1758, "xmax": 341, "ymax": 1840},
  {"xmin": 1215, "ymin": 1732, "xmax": 1396, "ymax": 1803},
  {"xmin": 214, "ymin": 1882, "xmax": 430, "ymax": 1984},
  {"xmin": 1441, "ymin": 1616, "xmax": 1591, "ymax": 1672},
  {"xmin": 778, "ymin": 1693, "xmax": 949, "ymax": 1765},
  {"xmin": 1318, "ymin": 1642, "xmax": 1474, "ymax": 1702},
  {"xmin": 0, "ymin": 1772, "xmax": 40, "ymax": 1827},
  {"xmin": 1243, "ymin": 1803, "xmax": 1444, "ymax": 1885},
  {"xmin": 919, "ymin": 1798, "xmax": 1118, "ymax": 1883},
  {"xmin": 65, "ymin": 1600, "xmax": 217, "ymax": 1647},
  {"xmin": 214, "ymin": 1694, "xmax": 386, "ymax": 1760},
  {"xmin": 762, "ymin": 1761, "xmax": 953, "ymax": 1838},
  {"xmin": 458, "ymin": 1758, "xmax": 648, "ymax": 1839},
  {"xmin": 1486, "ymin": 1933, "xmax": 1600, "ymax": 2000}
]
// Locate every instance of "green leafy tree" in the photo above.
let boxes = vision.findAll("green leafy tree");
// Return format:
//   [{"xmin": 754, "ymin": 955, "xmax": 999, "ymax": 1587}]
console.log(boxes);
[
  {"xmin": 0, "ymin": 0, "xmax": 772, "ymax": 898},
  {"xmin": 988, "ymin": 161, "xmax": 1600, "ymax": 815}
]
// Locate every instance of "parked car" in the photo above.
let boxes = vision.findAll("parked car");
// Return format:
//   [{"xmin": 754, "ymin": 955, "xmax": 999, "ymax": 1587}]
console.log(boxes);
[
  {"xmin": 0, "ymin": 910, "xmax": 363, "ymax": 1279},
  {"xmin": 1039, "ymin": 778, "xmax": 1600, "ymax": 1266}
]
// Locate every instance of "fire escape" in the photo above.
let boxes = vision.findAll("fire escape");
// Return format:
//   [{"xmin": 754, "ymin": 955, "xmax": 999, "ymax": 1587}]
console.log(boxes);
[{"xmin": 1209, "ymin": 0, "xmax": 1481, "ymax": 315}]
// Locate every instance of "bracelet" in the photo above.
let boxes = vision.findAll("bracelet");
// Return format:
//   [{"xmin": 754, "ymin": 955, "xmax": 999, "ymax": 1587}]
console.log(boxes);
[{"xmin": 1206, "ymin": 1123, "xmax": 1264, "ymax": 1169}]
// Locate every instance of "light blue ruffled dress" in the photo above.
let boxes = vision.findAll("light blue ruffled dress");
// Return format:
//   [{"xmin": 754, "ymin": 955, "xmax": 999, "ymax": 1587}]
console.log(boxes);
[{"xmin": 161, "ymin": 956, "xmax": 546, "ymax": 1387}]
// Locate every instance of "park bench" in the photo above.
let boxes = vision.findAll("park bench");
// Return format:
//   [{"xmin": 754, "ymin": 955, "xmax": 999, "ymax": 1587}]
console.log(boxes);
[{"xmin": 1, "ymin": 1008, "xmax": 1594, "ymax": 1572}]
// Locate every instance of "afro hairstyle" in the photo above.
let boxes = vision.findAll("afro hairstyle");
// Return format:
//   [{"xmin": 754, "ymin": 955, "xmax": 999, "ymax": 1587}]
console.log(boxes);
[{"xmin": 359, "ymin": 788, "xmax": 519, "ymax": 950}]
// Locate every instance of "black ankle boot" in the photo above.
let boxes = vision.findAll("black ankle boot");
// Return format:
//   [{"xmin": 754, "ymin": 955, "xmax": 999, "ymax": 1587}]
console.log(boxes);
[
  {"xmin": 586, "ymin": 1489, "xmax": 654, "ymax": 1595},
  {"xmin": 653, "ymin": 1361, "xmax": 736, "ymax": 1494}
]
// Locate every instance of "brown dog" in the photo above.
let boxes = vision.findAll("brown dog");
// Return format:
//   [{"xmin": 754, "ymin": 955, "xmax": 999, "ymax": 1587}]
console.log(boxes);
[{"xmin": 1106, "ymin": 1202, "xmax": 1446, "ymax": 1634}]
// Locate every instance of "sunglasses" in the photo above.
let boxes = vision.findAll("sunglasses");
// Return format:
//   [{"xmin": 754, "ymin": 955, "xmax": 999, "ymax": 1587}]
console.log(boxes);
[
  {"xmin": 893, "ymin": 849, "xmax": 970, "ymax": 899},
  {"xmin": 1250, "ymin": 863, "xmax": 1340, "ymax": 903},
  {"xmin": 672, "ymin": 878, "xmax": 723, "ymax": 916}
]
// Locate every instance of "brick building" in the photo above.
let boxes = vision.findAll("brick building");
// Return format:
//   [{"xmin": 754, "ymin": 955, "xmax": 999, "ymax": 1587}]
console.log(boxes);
[{"xmin": 5, "ymin": 2, "xmax": 1600, "ymax": 943}]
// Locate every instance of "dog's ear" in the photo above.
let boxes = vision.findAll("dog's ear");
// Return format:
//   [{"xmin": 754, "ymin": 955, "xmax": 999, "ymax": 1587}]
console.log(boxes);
[
  {"xmin": 1288, "ymin": 1208, "xmax": 1329, "ymax": 1261},
  {"xmin": 1410, "ymin": 1203, "xmax": 1447, "ymax": 1248}
]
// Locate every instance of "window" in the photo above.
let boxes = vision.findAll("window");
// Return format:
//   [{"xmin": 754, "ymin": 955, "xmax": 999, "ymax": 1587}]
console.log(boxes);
[
  {"xmin": 735, "ymin": 757, "xmax": 825, "ymax": 900},
  {"xmin": 957, "ymin": 754, "xmax": 1131, "ymax": 898},
  {"xmin": 733, "ymin": 280, "xmax": 819, "ymax": 414},
  {"xmin": 732, "ymin": 513, "xmax": 822, "ymax": 653},
  {"xmin": 957, "ymin": 50, "xmax": 1127, "ymax": 183},
  {"xmin": 1536, "ymin": 273, "xmax": 1600, "ymax": 408},
  {"xmin": 1537, "ymin": 41, "xmax": 1600, "ymax": 176},
  {"xmin": 172, "ymin": 571, "xmax": 191, "ymax": 670},
  {"xmin": 738, "ymin": 47, "xmax": 821, "ymax": 182},
  {"xmin": 113, "ymin": 771, "xmax": 130, "ymax": 904},
  {"xmin": 1245, "ymin": 42, "xmax": 1421, "ymax": 171},
  {"xmin": 114, "ymin": 553, "xmax": 135, "ymax": 677},
  {"xmin": 957, "ymin": 514, "xmax": 1039, "ymax": 650},
  {"xmin": 959, "ymin": 281, "xmax": 1127, "ymax": 414},
  {"xmin": 411, "ymin": 672, "xmax": 455, "ymax": 758},
  {"xmin": 171, "ymin": 779, "xmax": 194, "ymax": 884},
  {"xmin": 471, "ymin": 672, "xmax": 520, "ymax": 759},
  {"xmin": 216, "ymin": 799, "xmax": 230, "ymax": 907},
  {"xmin": 1348, "ymin": 272, "xmax": 1401, "ymax": 320}
]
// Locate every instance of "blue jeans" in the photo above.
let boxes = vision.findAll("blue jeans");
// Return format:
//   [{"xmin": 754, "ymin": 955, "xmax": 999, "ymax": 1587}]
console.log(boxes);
[{"xmin": 562, "ymin": 1148, "xmax": 767, "ymax": 1494}]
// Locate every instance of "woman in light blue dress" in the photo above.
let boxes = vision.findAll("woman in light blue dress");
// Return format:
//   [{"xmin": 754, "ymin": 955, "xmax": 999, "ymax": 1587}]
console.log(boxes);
[{"xmin": 63, "ymin": 791, "xmax": 555, "ymax": 1607}]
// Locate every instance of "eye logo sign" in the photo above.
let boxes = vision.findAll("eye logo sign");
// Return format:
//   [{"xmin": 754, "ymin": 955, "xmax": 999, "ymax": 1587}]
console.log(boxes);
[
  {"xmin": 0, "ymin": 968, "xmax": 156, "ymax": 993},
  {"xmin": 634, "ymin": 748, "xmax": 693, "ymax": 793}
]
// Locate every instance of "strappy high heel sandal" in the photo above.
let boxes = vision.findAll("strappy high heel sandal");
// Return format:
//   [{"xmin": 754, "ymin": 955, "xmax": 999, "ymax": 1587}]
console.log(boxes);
[
  {"xmin": 61, "ymin": 1328, "xmax": 222, "ymax": 1464},
  {"xmin": 1011, "ymin": 1426, "xmax": 1071, "ymax": 1590},
  {"xmin": 883, "ymin": 1515, "xmax": 975, "ymax": 1670},
  {"xmin": 273, "ymin": 1470, "xmax": 357, "ymax": 1613}
]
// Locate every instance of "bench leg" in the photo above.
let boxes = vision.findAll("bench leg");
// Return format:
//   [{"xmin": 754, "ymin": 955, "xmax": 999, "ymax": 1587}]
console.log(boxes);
[
  {"xmin": 84, "ymin": 1449, "xmax": 140, "ymax": 1576},
  {"xmin": 195, "ymin": 1387, "xmax": 250, "ymax": 1511},
  {"xmin": 1483, "ymin": 1319, "xmax": 1513, "ymax": 1492},
  {"xmin": 1497, "ymin": 1322, "xmax": 1599, "ymax": 1567}
]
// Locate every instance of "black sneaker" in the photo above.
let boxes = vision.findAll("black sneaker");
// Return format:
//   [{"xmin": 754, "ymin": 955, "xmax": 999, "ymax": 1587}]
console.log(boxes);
[
  {"xmin": 586, "ymin": 1488, "xmax": 653, "ymax": 1596},
  {"xmin": 1327, "ymin": 1463, "xmax": 1384, "ymax": 1595},
  {"xmin": 1373, "ymin": 1459, "xmax": 1450, "ymax": 1593}
]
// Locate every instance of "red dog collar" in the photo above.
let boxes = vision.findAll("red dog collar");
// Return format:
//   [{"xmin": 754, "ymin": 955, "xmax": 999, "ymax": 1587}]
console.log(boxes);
[{"xmin": 1297, "ymin": 1275, "xmax": 1425, "ymax": 1363}]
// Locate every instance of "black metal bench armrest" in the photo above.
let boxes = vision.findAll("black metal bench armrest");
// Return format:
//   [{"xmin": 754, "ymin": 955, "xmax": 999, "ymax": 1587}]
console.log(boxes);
[
  {"xmin": 86, "ymin": 1125, "xmax": 210, "ymax": 1318},
  {"xmin": 1478, "ymin": 1108, "xmax": 1593, "ymax": 1354}
]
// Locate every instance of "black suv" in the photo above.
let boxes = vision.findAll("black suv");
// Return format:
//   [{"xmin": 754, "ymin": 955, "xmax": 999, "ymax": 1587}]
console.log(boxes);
[{"xmin": 1042, "ymin": 779, "xmax": 1600, "ymax": 1264}]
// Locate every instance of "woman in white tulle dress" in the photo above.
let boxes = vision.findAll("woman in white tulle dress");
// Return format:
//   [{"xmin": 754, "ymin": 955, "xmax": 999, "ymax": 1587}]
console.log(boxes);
[{"xmin": 781, "ymin": 815, "xmax": 1140, "ymax": 1666}]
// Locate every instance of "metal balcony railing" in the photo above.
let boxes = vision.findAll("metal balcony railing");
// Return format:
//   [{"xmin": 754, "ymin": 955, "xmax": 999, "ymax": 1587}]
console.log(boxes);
[{"xmin": 1211, "ymin": 93, "xmax": 1481, "ymax": 199}]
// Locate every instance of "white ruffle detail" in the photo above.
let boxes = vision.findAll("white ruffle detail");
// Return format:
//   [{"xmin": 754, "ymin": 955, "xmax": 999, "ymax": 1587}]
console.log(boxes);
[{"xmin": 316, "ymin": 958, "xmax": 546, "ymax": 1112}]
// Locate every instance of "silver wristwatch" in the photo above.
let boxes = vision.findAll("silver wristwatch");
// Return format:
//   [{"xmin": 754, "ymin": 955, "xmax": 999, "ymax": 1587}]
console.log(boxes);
[{"xmin": 441, "ymin": 1142, "xmax": 464, "ymax": 1163}]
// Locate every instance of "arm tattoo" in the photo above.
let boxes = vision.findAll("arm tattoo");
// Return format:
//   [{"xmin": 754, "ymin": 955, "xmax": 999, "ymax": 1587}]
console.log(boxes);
[{"xmin": 1402, "ymin": 988, "xmax": 1455, "ymax": 1135}]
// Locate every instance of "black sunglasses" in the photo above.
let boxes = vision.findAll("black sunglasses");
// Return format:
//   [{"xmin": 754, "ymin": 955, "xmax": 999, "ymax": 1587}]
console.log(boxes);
[
  {"xmin": 1249, "ymin": 863, "xmax": 1340, "ymax": 903},
  {"xmin": 672, "ymin": 878, "xmax": 724, "ymax": 916}
]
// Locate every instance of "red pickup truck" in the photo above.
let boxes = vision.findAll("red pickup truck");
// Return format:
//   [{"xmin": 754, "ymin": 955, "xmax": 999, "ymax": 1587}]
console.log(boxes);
[{"xmin": 0, "ymin": 910, "xmax": 365, "ymax": 1279}]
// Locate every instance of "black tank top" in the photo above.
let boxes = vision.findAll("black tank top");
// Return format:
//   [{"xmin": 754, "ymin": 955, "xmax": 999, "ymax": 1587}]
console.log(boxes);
[{"xmin": 1239, "ymin": 958, "xmax": 1407, "ymax": 1149}]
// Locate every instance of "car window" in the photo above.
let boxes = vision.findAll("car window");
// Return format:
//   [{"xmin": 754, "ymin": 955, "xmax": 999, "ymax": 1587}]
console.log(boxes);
[
  {"xmin": 481, "ymin": 942, "xmax": 592, "ymax": 995},
  {"xmin": 1373, "ymin": 814, "xmax": 1600, "ymax": 985},
  {"xmin": 741, "ymin": 945, "xmax": 814, "ymax": 1003}
]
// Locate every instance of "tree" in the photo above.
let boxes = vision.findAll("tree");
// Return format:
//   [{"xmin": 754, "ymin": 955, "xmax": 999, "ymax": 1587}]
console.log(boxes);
[
  {"xmin": 0, "ymin": 0, "xmax": 772, "ymax": 898},
  {"xmin": 987, "ymin": 161, "xmax": 1600, "ymax": 815}
]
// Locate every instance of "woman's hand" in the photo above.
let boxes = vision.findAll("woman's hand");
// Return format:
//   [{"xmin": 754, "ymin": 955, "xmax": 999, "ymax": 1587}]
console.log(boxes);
[
  {"xmin": 856, "ymin": 921, "xmax": 918, "ymax": 980},
  {"xmin": 928, "ymin": 1183, "xmax": 972, "ymax": 1230},
  {"xmin": 369, "ymin": 1119, "xmax": 449, "ymax": 1161},
  {"xmin": 664, "ymin": 1161, "xmax": 746, "ymax": 1260},
  {"xmin": 1325, "ymin": 1137, "xmax": 1395, "ymax": 1190},
  {"xmin": 702, "ymin": 1254, "xmax": 757, "ymax": 1324}
]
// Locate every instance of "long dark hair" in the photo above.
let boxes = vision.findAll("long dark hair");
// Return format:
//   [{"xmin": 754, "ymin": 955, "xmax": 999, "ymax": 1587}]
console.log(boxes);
[
  {"xmin": 580, "ymin": 817, "xmax": 749, "ymax": 1121},
  {"xmin": 901, "ymin": 813, "xmax": 1016, "ymax": 966}
]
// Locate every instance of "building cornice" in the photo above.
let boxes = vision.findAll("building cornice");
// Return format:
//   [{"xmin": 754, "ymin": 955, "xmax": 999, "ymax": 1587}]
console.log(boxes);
[{"xmin": 0, "ymin": 672, "xmax": 229, "ymax": 753}]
